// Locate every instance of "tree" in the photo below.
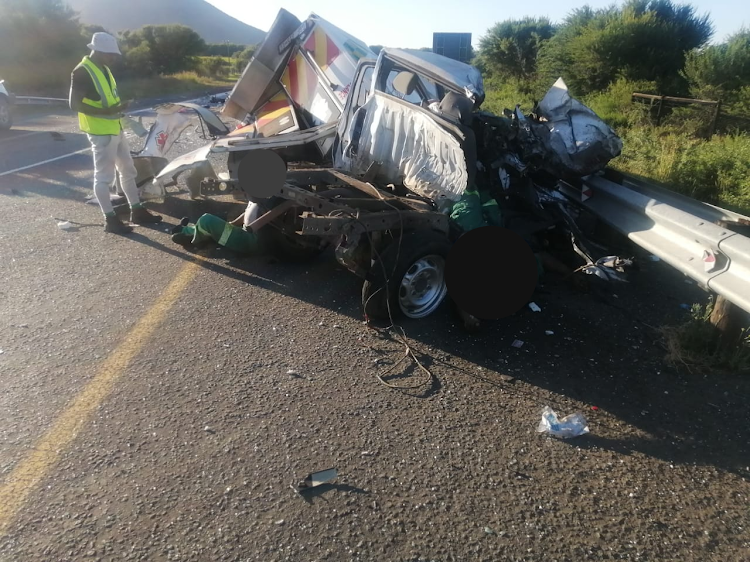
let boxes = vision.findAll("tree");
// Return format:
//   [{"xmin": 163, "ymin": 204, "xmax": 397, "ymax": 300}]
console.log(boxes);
[
  {"xmin": 476, "ymin": 18, "xmax": 555, "ymax": 80},
  {"xmin": 0, "ymin": 0, "xmax": 89, "ymax": 93},
  {"xmin": 203, "ymin": 42, "xmax": 246, "ymax": 57},
  {"xmin": 120, "ymin": 24, "xmax": 206, "ymax": 76},
  {"xmin": 538, "ymin": 1, "xmax": 713, "ymax": 95},
  {"xmin": 683, "ymin": 29, "xmax": 750, "ymax": 99},
  {"xmin": 232, "ymin": 45, "xmax": 257, "ymax": 74}
]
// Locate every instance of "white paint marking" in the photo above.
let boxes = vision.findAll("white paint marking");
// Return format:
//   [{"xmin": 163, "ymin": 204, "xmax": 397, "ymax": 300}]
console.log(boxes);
[{"xmin": 0, "ymin": 148, "xmax": 91, "ymax": 178}]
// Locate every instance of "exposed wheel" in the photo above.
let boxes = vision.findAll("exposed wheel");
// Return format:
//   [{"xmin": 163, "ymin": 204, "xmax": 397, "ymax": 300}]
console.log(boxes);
[
  {"xmin": 362, "ymin": 230, "xmax": 450, "ymax": 320},
  {"xmin": 0, "ymin": 98, "xmax": 12, "ymax": 130},
  {"xmin": 255, "ymin": 197, "xmax": 328, "ymax": 261}
]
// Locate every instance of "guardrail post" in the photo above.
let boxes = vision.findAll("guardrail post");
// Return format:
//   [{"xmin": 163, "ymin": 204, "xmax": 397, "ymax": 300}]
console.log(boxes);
[
  {"xmin": 655, "ymin": 96, "xmax": 665, "ymax": 126},
  {"xmin": 708, "ymin": 100, "xmax": 721, "ymax": 139},
  {"xmin": 709, "ymin": 294, "xmax": 744, "ymax": 351}
]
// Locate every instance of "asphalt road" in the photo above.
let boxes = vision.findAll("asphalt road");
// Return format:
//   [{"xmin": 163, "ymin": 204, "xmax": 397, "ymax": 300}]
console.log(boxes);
[{"xmin": 0, "ymin": 104, "xmax": 748, "ymax": 562}]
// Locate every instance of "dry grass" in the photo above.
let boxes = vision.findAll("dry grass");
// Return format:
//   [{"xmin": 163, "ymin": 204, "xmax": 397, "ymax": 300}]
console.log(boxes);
[{"xmin": 660, "ymin": 300, "xmax": 750, "ymax": 375}]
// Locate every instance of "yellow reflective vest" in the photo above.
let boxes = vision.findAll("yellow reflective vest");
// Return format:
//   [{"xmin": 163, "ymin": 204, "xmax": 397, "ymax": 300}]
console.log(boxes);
[{"xmin": 75, "ymin": 56, "xmax": 121, "ymax": 136}]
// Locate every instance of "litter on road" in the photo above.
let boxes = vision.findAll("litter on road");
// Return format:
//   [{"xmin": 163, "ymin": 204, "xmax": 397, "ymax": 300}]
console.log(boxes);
[
  {"xmin": 537, "ymin": 406, "xmax": 590, "ymax": 438},
  {"xmin": 294, "ymin": 468, "xmax": 338, "ymax": 493}
]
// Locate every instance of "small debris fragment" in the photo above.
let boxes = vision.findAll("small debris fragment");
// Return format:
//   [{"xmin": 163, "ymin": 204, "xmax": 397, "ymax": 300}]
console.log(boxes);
[
  {"xmin": 511, "ymin": 340, "xmax": 524, "ymax": 349},
  {"xmin": 537, "ymin": 406, "xmax": 589, "ymax": 438},
  {"xmin": 484, "ymin": 527, "xmax": 496, "ymax": 535},
  {"xmin": 294, "ymin": 468, "xmax": 338, "ymax": 493},
  {"xmin": 545, "ymin": 330, "xmax": 554, "ymax": 336},
  {"xmin": 591, "ymin": 406, "xmax": 599, "ymax": 411},
  {"xmin": 499, "ymin": 374, "xmax": 515, "ymax": 383},
  {"xmin": 333, "ymin": 324, "xmax": 341, "ymax": 328},
  {"xmin": 648, "ymin": 255, "xmax": 660, "ymax": 262},
  {"xmin": 361, "ymin": 451, "xmax": 374, "ymax": 457},
  {"xmin": 203, "ymin": 426, "xmax": 214, "ymax": 433},
  {"xmin": 528, "ymin": 302, "xmax": 542, "ymax": 312},
  {"xmin": 318, "ymin": 321, "xmax": 324, "ymax": 326},
  {"xmin": 57, "ymin": 221, "xmax": 75, "ymax": 231},
  {"xmin": 275, "ymin": 519, "xmax": 285, "ymax": 526}
]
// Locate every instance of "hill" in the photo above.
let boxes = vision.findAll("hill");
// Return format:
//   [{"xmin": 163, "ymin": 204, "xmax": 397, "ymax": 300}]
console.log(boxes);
[{"xmin": 67, "ymin": 0, "xmax": 265, "ymax": 45}]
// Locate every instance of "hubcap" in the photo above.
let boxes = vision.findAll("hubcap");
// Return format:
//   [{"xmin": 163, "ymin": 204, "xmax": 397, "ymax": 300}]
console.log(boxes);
[{"xmin": 398, "ymin": 255, "xmax": 448, "ymax": 319}]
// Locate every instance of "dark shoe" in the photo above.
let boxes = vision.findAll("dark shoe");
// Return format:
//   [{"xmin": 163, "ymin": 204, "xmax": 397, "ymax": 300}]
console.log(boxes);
[
  {"xmin": 171, "ymin": 232, "xmax": 193, "ymax": 246},
  {"xmin": 105, "ymin": 215, "xmax": 133, "ymax": 234},
  {"xmin": 171, "ymin": 217, "xmax": 190, "ymax": 234},
  {"xmin": 130, "ymin": 206, "xmax": 163, "ymax": 224}
]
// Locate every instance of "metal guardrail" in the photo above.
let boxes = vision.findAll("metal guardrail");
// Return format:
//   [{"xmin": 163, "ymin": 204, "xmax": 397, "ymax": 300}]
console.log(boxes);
[
  {"xmin": 559, "ymin": 173, "xmax": 750, "ymax": 315},
  {"xmin": 14, "ymin": 96, "xmax": 68, "ymax": 106}
]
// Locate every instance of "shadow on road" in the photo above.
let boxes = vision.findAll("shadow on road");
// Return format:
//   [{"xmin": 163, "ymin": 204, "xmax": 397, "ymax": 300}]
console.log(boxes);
[
  {"xmin": 141, "ymin": 221, "xmax": 750, "ymax": 480},
  {"xmin": 19, "ymin": 183, "xmax": 747, "ymax": 480}
]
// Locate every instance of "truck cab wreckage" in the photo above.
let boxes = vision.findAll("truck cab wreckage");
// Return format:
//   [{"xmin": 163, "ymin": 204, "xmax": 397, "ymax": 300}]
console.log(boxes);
[{"xmin": 129, "ymin": 8, "xmax": 749, "ymax": 326}]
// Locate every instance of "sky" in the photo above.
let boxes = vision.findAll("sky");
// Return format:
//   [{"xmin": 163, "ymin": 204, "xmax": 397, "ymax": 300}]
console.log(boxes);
[{"xmin": 206, "ymin": 0, "xmax": 746, "ymax": 49}]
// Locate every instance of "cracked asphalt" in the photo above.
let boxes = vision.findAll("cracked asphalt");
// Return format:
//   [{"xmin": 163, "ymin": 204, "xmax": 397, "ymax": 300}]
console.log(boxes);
[{"xmin": 0, "ymin": 102, "xmax": 748, "ymax": 562}]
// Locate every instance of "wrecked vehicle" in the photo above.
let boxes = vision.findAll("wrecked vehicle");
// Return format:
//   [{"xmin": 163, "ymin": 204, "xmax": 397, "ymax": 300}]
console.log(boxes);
[
  {"xmin": 153, "ymin": 8, "xmax": 376, "ymax": 197},
  {"xmin": 142, "ymin": 9, "xmax": 623, "ymax": 321}
]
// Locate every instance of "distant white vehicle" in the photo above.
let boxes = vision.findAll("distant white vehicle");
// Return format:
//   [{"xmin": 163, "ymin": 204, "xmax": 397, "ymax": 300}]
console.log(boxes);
[{"xmin": 0, "ymin": 80, "xmax": 14, "ymax": 130}]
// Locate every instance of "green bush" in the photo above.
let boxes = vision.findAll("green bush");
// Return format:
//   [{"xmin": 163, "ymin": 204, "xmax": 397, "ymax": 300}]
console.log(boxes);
[
  {"xmin": 583, "ymin": 78, "xmax": 656, "ymax": 129},
  {"xmin": 480, "ymin": 77, "xmax": 544, "ymax": 114},
  {"xmin": 611, "ymin": 127, "xmax": 750, "ymax": 212},
  {"xmin": 195, "ymin": 56, "xmax": 230, "ymax": 78}
]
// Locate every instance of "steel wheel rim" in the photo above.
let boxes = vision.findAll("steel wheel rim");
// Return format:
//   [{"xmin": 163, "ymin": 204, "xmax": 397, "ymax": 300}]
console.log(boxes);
[{"xmin": 398, "ymin": 254, "xmax": 447, "ymax": 319}]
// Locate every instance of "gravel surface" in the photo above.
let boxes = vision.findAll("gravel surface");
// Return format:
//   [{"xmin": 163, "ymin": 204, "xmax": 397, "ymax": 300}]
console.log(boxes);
[{"xmin": 0, "ymin": 106, "xmax": 748, "ymax": 562}]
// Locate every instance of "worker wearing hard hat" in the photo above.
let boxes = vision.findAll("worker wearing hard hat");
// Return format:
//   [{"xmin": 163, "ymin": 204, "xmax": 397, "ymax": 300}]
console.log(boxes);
[{"xmin": 69, "ymin": 32, "xmax": 162, "ymax": 234}]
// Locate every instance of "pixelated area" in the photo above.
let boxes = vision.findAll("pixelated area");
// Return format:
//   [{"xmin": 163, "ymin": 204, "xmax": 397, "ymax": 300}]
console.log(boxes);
[
  {"xmin": 445, "ymin": 226, "xmax": 538, "ymax": 320},
  {"xmin": 236, "ymin": 149, "xmax": 287, "ymax": 198}
]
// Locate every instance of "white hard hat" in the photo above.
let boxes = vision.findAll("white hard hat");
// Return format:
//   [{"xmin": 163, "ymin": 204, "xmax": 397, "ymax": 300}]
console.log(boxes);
[{"xmin": 87, "ymin": 32, "xmax": 121, "ymax": 55}]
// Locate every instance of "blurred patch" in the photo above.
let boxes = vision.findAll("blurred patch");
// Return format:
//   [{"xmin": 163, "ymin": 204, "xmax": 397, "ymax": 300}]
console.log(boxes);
[
  {"xmin": 445, "ymin": 226, "xmax": 537, "ymax": 320},
  {"xmin": 237, "ymin": 149, "xmax": 288, "ymax": 198}
]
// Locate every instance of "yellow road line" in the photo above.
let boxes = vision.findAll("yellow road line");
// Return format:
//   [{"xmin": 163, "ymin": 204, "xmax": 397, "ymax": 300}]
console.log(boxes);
[{"xmin": 0, "ymin": 259, "xmax": 201, "ymax": 535}]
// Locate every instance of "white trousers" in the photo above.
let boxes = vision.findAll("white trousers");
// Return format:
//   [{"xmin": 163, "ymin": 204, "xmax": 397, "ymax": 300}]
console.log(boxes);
[{"xmin": 88, "ymin": 132, "xmax": 140, "ymax": 214}]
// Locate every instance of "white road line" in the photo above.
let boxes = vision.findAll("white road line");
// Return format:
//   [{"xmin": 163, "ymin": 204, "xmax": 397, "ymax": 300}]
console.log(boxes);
[{"xmin": 0, "ymin": 148, "xmax": 91, "ymax": 178}]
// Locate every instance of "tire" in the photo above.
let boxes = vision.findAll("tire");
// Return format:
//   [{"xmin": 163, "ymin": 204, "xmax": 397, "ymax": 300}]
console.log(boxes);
[
  {"xmin": 255, "ymin": 197, "xmax": 328, "ymax": 262},
  {"xmin": 0, "ymin": 98, "xmax": 12, "ymax": 130},
  {"xmin": 362, "ymin": 230, "xmax": 450, "ymax": 320}
]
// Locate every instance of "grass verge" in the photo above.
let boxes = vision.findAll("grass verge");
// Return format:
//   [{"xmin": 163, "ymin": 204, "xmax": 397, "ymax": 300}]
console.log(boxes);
[
  {"xmin": 660, "ymin": 298, "xmax": 750, "ymax": 375},
  {"xmin": 117, "ymin": 72, "xmax": 234, "ymax": 101}
]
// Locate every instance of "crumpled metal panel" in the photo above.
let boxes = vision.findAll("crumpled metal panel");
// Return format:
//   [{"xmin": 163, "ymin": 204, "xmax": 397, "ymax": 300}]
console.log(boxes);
[
  {"xmin": 379, "ymin": 48, "xmax": 484, "ymax": 105},
  {"xmin": 335, "ymin": 92, "xmax": 468, "ymax": 203}
]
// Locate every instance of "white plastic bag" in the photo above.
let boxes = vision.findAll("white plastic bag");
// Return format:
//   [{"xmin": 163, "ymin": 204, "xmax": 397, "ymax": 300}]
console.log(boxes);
[{"xmin": 537, "ymin": 406, "xmax": 589, "ymax": 438}]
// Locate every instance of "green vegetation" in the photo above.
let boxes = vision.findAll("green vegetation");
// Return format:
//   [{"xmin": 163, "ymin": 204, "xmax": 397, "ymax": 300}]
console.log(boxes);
[
  {"xmin": 478, "ymin": 1, "xmax": 750, "ymax": 213},
  {"xmin": 0, "ymin": 0, "xmax": 89, "ymax": 94},
  {"xmin": 0, "ymin": 0, "xmax": 246, "ymax": 97},
  {"xmin": 117, "ymin": 72, "xmax": 234, "ymax": 100},
  {"xmin": 661, "ymin": 298, "xmax": 750, "ymax": 374},
  {"xmin": 203, "ymin": 43, "xmax": 246, "ymax": 57},
  {"xmin": 118, "ymin": 24, "xmax": 206, "ymax": 77}
]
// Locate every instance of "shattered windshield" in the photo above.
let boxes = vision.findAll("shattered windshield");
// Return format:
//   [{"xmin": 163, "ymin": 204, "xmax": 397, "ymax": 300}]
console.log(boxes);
[{"xmin": 384, "ymin": 69, "xmax": 442, "ymax": 105}]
